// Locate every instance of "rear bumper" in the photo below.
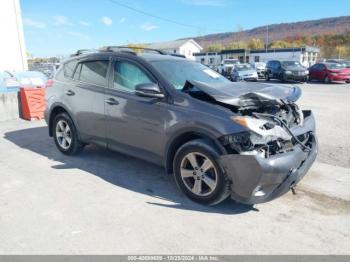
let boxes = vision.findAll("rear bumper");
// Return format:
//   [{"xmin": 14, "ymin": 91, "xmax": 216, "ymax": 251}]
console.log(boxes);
[{"xmin": 219, "ymin": 112, "xmax": 318, "ymax": 204}]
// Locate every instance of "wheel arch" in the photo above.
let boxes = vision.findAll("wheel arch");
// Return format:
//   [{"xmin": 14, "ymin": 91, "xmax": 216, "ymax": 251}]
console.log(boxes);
[
  {"xmin": 48, "ymin": 104, "xmax": 79, "ymax": 139},
  {"xmin": 164, "ymin": 129, "xmax": 227, "ymax": 174}
]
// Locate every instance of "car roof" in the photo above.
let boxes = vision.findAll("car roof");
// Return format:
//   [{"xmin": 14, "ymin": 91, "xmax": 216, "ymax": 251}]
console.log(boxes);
[{"xmin": 64, "ymin": 50, "xmax": 186, "ymax": 64}]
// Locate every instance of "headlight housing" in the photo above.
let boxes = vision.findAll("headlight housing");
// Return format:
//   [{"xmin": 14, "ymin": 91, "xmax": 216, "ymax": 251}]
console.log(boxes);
[
  {"xmin": 231, "ymin": 116, "xmax": 292, "ymax": 141},
  {"xmin": 285, "ymin": 70, "xmax": 292, "ymax": 75}
]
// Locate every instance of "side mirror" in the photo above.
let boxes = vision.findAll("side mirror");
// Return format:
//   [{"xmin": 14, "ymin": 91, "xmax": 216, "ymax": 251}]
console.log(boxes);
[{"xmin": 135, "ymin": 83, "xmax": 165, "ymax": 99}]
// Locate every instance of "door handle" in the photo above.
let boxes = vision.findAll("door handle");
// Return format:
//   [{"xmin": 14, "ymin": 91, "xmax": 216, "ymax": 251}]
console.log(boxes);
[
  {"xmin": 105, "ymin": 98, "xmax": 119, "ymax": 105},
  {"xmin": 65, "ymin": 90, "xmax": 75, "ymax": 96}
]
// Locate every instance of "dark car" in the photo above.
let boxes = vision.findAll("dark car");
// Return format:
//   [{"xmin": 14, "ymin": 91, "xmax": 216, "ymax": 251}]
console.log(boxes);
[
  {"xmin": 265, "ymin": 60, "xmax": 309, "ymax": 83},
  {"xmin": 309, "ymin": 63, "xmax": 350, "ymax": 83},
  {"xmin": 45, "ymin": 47, "xmax": 318, "ymax": 206}
]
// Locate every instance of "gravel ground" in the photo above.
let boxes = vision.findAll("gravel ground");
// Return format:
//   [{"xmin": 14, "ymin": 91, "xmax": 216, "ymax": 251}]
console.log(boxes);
[
  {"xmin": 0, "ymin": 82, "xmax": 349, "ymax": 254},
  {"xmin": 293, "ymin": 81, "xmax": 350, "ymax": 168}
]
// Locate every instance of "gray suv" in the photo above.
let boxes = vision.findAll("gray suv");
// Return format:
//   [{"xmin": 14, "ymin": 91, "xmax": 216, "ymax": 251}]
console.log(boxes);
[{"xmin": 45, "ymin": 47, "xmax": 318, "ymax": 205}]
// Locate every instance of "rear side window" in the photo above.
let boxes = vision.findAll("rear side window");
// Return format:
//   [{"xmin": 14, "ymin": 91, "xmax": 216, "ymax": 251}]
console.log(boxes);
[
  {"xmin": 79, "ymin": 61, "xmax": 109, "ymax": 86},
  {"xmin": 64, "ymin": 60, "xmax": 78, "ymax": 78}
]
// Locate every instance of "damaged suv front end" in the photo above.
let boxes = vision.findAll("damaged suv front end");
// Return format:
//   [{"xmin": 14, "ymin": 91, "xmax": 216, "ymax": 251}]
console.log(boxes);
[{"xmin": 184, "ymin": 81, "xmax": 318, "ymax": 204}]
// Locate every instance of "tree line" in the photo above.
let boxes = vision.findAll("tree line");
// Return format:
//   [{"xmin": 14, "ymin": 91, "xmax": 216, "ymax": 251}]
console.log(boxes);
[{"xmin": 206, "ymin": 31, "xmax": 350, "ymax": 59}]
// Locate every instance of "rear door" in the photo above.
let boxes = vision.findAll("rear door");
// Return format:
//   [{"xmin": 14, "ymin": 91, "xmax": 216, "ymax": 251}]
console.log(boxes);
[{"xmin": 64, "ymin": 58, "xmax": 110, "ymax": 146}]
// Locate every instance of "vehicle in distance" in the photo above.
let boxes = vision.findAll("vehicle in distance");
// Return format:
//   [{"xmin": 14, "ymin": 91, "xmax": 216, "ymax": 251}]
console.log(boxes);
[
  {"xmin": 309, "ymin": 63, "xmax": 350, "ymax": 83},
  {"xmin": 218, "ymin": 59, "xmax": 240, "ymax": 79},
  {"xmin": 231, "ymin": 64, "xmax": 258, "ymax": 82},
  {"xmin": 265, "ymin": 60, "xmax": 309, "ymax": 83},
  {"xmin": 251, "ymin": 62, "xmax": 266, "ymax": 78},
  {"xmin": 45, "ymin": 47, "xmax": 318, "ymax": 205}
]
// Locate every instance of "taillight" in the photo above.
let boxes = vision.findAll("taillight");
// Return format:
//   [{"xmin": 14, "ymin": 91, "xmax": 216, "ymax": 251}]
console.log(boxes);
[{"xmin": 45, "ymin": 79, "xmax": 54, "ymax": 88}]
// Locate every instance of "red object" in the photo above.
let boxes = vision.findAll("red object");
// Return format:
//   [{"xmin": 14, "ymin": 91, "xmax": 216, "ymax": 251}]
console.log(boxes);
[
  {"xmin": 19, "ymin": 87, "xmax": 46, "ymax": 121},
  {"xmin": 45, "ymin": 79, "xmax": 53, "ymax": 88},
  {"xmin": 309, "ymin": 63, "xmax": 350, "ymax": 83}
]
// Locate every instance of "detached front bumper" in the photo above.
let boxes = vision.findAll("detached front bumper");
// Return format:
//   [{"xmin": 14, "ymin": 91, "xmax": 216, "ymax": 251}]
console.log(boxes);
[{"xmin": 219, "ymin": 112, "xmax": 318, "ymax": 204}]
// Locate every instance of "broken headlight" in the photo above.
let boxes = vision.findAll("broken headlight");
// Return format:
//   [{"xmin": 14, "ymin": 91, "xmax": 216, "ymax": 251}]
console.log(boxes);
[{"xmin": 231, "ymin": 116, "xmax": 292, "ymax": 142}]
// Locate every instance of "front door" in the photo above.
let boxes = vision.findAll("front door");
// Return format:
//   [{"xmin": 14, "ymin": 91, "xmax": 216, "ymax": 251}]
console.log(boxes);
[{"xmin": 104, "ymin": 58, "xmax": 169, "ymax": 164}]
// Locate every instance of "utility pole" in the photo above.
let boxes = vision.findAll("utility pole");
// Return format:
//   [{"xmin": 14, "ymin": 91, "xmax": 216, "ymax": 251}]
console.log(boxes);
[{"xmin": 266, "ymin": 25, "xmax": 269, "ymax": 54}]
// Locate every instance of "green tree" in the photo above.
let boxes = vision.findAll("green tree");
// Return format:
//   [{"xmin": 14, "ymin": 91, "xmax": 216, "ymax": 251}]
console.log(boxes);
[
  {"xmin": 226, "ymin": 41, "xmax": 246, "ymax": 49},
  {"xmin": 247, "ymin": 38, "xmax": 264, "ymax": 49},
  {"xmin": 207, "ymin": 44, "xmax": 224, "ymax": 52},
  {"xmin": 269, "ymin": 40, "xmax": 292, "ymax": 49}
]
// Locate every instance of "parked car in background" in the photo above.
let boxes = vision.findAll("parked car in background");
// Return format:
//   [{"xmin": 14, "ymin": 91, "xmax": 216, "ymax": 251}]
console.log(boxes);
[
  {"xmin": 265, "ymin": 60, "xmax": 309, "ymax": 83},
  {"xmin": 251, "ymin": 62, "xmax": 266, "ymax": 78},
  {"xmin": 0, "ymin": 71, "xmax": 20, "ymax": 92},
  {"xmin": 231, "ymin": 64, "xmax": 258, "ymax": 82},
  {"xmin": 309, "ymin": 63, "xmax": 350, "ymax": 83},
  {"xmin": 218, "ymin": 59, "xmax": 240, "ymax": 79},
  {"xmin": 45, "ymin": 46, "xmax": 318, "ymax": 205},
  {"xmin": 12, "ymin": 71, "xmax": 48, "ymax": 88}
]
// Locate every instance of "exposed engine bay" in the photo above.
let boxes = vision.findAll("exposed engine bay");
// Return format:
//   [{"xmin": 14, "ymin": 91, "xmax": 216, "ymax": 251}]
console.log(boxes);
[{"xmin": 183, "ymin": 80, "xmax": 313, "ymax": 157}]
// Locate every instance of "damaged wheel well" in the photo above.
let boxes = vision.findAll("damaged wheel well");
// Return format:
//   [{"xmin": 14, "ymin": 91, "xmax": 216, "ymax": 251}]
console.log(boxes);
[{"xmin": 165, "ymin": 131, "xmax": 226, "ymax": 174}]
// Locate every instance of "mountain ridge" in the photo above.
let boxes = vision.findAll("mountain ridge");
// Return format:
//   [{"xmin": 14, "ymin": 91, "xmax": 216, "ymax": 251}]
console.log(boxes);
[{"xmin": 185, "ymin": 16, "xmax": 350, "ymax": 49}]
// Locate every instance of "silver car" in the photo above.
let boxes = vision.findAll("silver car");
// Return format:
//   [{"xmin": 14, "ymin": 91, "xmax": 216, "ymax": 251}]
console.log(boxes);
[{"xmin": 231, "ymin": 64, "xmax": 258, "ymax": 82}]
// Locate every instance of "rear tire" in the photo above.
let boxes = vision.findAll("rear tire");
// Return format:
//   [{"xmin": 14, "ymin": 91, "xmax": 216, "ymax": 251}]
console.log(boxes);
[
  {"xmin": 173, "ymin": 139, "xmax": 231, "ymax": 206},
  {"xmin": 53, "ymin": 113, "xmax": 84, "ymax": 155}
]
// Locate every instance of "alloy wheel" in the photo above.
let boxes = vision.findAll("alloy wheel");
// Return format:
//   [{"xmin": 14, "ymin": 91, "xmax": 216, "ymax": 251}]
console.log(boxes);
[
  {"xmin": 55, "ymin": 120, "xmax": 72, "ymax": 150},
  {"xmin": 180, "ymin": 152, "xmax": 218, "ymax": 196}
]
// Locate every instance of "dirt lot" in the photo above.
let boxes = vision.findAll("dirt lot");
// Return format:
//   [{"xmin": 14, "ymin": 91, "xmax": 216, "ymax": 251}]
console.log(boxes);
[{"xmin": 0, "ymin": 82, "xmax": 349, "ymax": 254}]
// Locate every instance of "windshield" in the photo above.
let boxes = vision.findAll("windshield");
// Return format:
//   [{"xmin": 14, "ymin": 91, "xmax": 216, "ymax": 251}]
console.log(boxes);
[
  {"xmin": 150, "ymin": 60, "xmax": 231, "ymax": 90},
  {"xmin": 224, "ymin": 60, "xmax": 238, "ymax": 65},
  {"xmin": 281, "ymin": 61, "xmax": 303, "ymax": 67},
  {"xmin": 235, "ymin": 64, "xmax": 252, "ymax": 71},
  {"xmin": 327, "ymin": 63, "xmax": 346, "ymax": 69}
]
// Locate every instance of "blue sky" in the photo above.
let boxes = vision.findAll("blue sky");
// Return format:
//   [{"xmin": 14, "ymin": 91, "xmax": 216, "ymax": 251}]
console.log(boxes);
[{"xmin": 21, "ymin": 0, "xmax": 350, "ymax": 57}]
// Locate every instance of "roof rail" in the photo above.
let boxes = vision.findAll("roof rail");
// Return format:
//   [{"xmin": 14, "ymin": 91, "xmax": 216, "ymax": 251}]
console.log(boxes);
[
  {"xmin": 100, "ymin": 45, "xmax": 166, "ymax": 55},
  {"xmin": 70, "ymin": 49, "xmax": 96, "ymax": 57}
]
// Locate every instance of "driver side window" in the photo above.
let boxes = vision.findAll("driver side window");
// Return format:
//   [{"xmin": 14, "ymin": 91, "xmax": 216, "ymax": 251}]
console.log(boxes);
[{"xmin": 114, "ymin": 61, "xmax": 154, "ymax": 92}]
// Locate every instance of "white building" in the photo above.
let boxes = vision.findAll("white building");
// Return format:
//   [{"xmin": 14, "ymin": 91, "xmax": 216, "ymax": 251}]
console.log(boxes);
[
  {"xmin": 249, "ymin": 47, "xmax": 320, "ymax": 68},
  {"xmin": 195, "ymin": 46, "xmax": 320, "ymax": 69},
  {"xmin": 0, "ymin": 0, "xmax": 27, "ymax": 71},
  {"xmin": 148, "ymin": 39, "xmax": 203, "ymax": 60}
]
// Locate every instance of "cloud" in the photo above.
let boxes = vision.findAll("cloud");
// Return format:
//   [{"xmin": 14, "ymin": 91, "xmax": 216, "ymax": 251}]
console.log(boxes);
[
  {"xmin": 101, "ymin": 16, "xmax": 113, "ymax": 26},
  {"xmin": 53, "ymin": 16, "xmax": 72, "ymax": 26},
  {"xmin": 119, "ymin": 18, "xmax": 126, "ymax": 24},
  {"xmin": 23, "ymin": 18, "xmax": 46, "ymax": 29},
  {"xmin": 181, "ymin": 0, "xmax": 230, "ymax": 6},
  {"xmin": 140, "ymin": 22, "xmax": 159, "ymax": 31},
  {"xmin": 79, "ymin": 21, "xmax": 90, "ymax": 26},
  {"xmin": 67, "ymin": 31, "xmax": 89, "ymax": 39}
]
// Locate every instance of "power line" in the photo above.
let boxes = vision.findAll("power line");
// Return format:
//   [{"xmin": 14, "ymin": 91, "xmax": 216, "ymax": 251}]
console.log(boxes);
[{"xmin": 107, "ymin": 0, "xmax": 202, "ymax": 30}]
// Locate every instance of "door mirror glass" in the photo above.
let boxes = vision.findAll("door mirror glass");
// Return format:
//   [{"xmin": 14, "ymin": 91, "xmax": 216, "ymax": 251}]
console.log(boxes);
[{"xmin": 135, "ymin": 83, "xmax": 164, "ymax": 98}]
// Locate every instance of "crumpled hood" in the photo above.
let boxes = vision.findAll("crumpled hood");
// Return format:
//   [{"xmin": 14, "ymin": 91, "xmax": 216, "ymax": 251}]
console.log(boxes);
[{"xmin": 183, "ymin": 80, "xmax": 302, "ymax": 108}]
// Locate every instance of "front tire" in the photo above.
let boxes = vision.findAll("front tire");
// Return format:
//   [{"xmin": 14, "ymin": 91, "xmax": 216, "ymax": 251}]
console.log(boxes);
[
  {"xmin": 265, "ymin": 72, "xmax": 270, "ymax": 81},
  {"xmin": 173, "ymin": 139, "xmax": 231, "ymax": 205},
  {"xmin": 53, "ymin": 113, "xmax": 84, "ymax": 155},
  {"xmin": 324, "ymin": 75, "xmax": 331, "ymax": 84}
]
